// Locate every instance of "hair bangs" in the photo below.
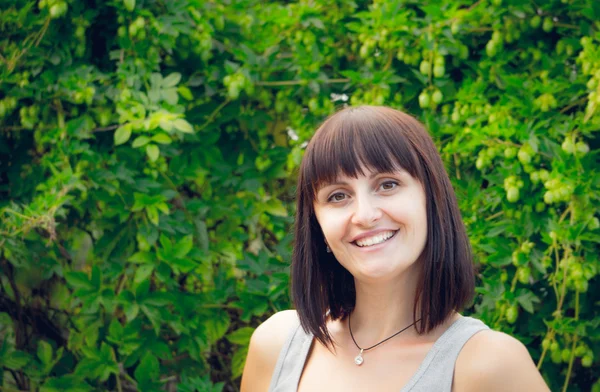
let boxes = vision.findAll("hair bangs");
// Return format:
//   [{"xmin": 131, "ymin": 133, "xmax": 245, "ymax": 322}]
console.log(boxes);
[{"xmin": 301, "ymin": 108, "xmax": 422, "ymax": 201}]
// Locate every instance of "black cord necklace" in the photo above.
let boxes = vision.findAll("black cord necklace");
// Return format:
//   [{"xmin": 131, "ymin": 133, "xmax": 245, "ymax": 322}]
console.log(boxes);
[{"xmin": 348, "ymin": 312, "xmax": 421, "ymax": 366}]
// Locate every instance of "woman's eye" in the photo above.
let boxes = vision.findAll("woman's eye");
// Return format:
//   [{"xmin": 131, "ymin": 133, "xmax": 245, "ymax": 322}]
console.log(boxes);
[
  {"xmin": 328, "ymin": 192, "xmax": 347, "ymax": 203},
  {"xmin": 380, "ymin": 181, "xmax": 398, "ymax": 191}
]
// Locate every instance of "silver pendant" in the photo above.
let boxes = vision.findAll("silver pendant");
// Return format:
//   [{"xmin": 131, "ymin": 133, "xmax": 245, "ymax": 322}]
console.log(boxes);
[{"xmin": 354, "ymin": 349, "xmax": 364, "ymax": 366}]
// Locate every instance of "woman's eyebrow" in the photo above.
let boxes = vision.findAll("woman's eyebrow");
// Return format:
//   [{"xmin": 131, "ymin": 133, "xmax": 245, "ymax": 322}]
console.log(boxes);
[
  {"xmin": 321, "ymin": 180, "xmax": 349, "ymax": 187},
  {"xmin": 314, "ymin": 180, "xmax": 349, "ymax": 195},
  {"xmin": 369, "ymin": 169, "xmax": 406, "ymax": 179}
]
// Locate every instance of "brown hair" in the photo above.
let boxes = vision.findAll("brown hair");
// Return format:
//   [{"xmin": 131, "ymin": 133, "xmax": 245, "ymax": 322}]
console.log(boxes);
[{"xmin": 291, "ymin": 105, "xmax": 474, "ymax": 348}]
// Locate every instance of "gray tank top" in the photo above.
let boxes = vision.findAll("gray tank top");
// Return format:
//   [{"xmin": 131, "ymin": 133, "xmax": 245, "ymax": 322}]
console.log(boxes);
[{"xmin": 268, "ymin": 315, "xmax": 489, "ymax": 392}]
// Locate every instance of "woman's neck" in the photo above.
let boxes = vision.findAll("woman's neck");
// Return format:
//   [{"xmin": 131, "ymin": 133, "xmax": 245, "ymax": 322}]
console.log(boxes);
[{"xmin": 349, "ymin": 272, "xmax": 420, "ymax": 344}]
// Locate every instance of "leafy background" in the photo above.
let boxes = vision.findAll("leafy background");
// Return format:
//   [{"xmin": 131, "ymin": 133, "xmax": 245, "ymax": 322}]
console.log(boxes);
[{"xmin": 0, "ymin": 0, "xmax": 599, "ymax": 391}]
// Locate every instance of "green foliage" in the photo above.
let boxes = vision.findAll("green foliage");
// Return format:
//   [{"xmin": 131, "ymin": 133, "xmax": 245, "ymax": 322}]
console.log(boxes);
[{"xmin": 0, "ymin": 0, "xmax": 599, "ymax": 391}]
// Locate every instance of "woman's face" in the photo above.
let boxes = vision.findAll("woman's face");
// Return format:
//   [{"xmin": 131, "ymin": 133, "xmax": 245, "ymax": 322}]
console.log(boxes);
[{"xmin": 313, "ymin": 166, "xmax": 428, "ymax": 283}]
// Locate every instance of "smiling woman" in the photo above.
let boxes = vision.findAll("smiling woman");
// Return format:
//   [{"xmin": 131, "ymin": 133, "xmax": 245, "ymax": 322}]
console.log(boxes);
[{"xmin": 241, "ymin": 106, "xmax": 550, "ymax": 392}]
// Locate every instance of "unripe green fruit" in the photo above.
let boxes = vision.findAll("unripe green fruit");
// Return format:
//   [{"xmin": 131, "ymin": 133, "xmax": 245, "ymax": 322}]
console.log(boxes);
[
  {"xmin": 504, "ymin": 147, "xmax": 517, "ymax": 159},
  {"xmin": 451, "ymin": 111, "xmax": 460, "ymax": 123},
  {"xmin": 518, "ymin": 149, "xmax": 531, "ymax": 165},
  {"xmin": 542, "ymin": 339, "xmax": 551, "ymax": 350},
  {"xmin": 550, "ymin": 341, "xmax": 559, "ymax": 352},
  {"xmin": 451, "ymin": 21, "xmax": 461, "ymax": 35},
  {"xmin": 575, "ymin": 345, "xmax": 587, "ymax": 357},
  {"xmin": 587, "ymin": 78, "xmax": 598, "ymax": 90},
  {"xmin": 419, "ymin": 60, "xmax": 431, "ymax": 75},
  {"xmin": 433, "ymin": 65, "xmax": 445, "ymax": 78},
  {"xmin": 574, "ymin": 279, "xmax": 588, "ymax": 292},
  {"xmin": 561, "ymin": 138, "xmax": 575, "ymax": 154},
  {"xmin": 561, "ymin": 348, "xmax": 571, "ymax": 362},
  {"xmin": 506, "ymin": 305, "xmax": 518, "ymax": 324},
  {"xmin": 575, "ymin": 141, "xmax": 589, "ymax": 154},
  {"xmin": 49, "ymin": 2, "xmax": 67, "ymax": 18},
  {"xmin": 432, "ymin": 90, "xmax": 443, "ymax": 104},
  {"xmin": 530, "ymin": 15, "xmax": 541, "ymax": 29},
  {"xmin": 581, "ymin": 355, "xmax": 593, "ymax": 367},
  {"xmin": 542, "ymin": 17, "xmax": 553, "ymax": 32},
  {"xmin": 491, "ymin": 30, "xmax": 503, "ymax": 44},
  {"xmin": 551, "ymin": 350, "xmax": 562, "ymax": 364},
  {"xmin": 507, "ymin": 187, "xmax": 520, "ymax": 202},
  {"xmin": 535, "ymin": 202, "xmax": 545, "ymax": 212},
  {"xmin": 486, "ymin": 40, "xmax": 497, "ymax": 57},
  {"xmin": 475, "ymin": 156, "xmax": 485, "ymax": 170},
  {"xmin": 75, "ymin": 26, "xmax": 86, "ymax": 39},
  {"xmin": 418, "ymin": 92, "xmax": 430, "ymax": 108},
  {"xmin": 517, "ymin": 266, "xmax": 531, "ymax": 284}
]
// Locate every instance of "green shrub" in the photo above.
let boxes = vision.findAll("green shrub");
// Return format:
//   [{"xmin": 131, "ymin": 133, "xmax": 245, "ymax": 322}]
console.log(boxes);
[{"xmin": 0, "ymin": 0, "xmax": 598, "ymax": 391}]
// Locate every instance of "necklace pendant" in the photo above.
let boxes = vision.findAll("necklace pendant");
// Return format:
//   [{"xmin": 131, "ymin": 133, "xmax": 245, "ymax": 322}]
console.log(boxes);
[{"xmin": 354, "ymin": 349, "xmax": 364, "ymax": 366}]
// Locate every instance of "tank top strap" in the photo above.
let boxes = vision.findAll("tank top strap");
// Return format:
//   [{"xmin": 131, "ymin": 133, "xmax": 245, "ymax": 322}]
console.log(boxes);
[
  {"xmin": 268, "ymin": 314, "xmax": 313, "ymax": 392},
  {"xmin": 401, "ymin": 316, "xmax": 490, "ymax": 392}
]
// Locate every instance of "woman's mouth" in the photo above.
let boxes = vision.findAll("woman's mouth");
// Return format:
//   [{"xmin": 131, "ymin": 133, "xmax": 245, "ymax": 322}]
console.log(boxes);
[{"xmin": 353, "ymin": 230, "xmax": 398, "ymax": 248}]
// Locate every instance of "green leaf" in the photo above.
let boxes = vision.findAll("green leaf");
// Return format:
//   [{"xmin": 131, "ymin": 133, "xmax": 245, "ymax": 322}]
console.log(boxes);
[
  {"xmin": 132, "ymin": 135, "xmax": 151, "ymax": 148},
  {"xmin": 227, "ymin": 327, "xmax": 254, "ymax": 345},
  {"xmin": 64, "ymin": 272, "xmax": 94, "ymax": 290},
  {"xmin": 41, "ymin": 375, "xmax": 92, "ymax": 392},
  {"xmin": 5, "ymin": 350, "xmax": 31, "ymax": 370},
  {"xmin": 174, "ymin": 235, "xmax": 194, "ymax": 258},
  {"xmin": 265, "ymin": 199, "xmax": 287, "ymax": 217},
  {"xmin": 173, "ymin": 119, "xmax": 194, "ymax": 133},
  {"xmin": 146, "ymin": 144, "xmax": 159, "ymax": 161},
  {"xmin": 177, "ymin": 86, "xmax": 193, "ymax": 100},
  {"xmin": 108, "ymin": 319, "xmax": 124, "ymax": 341},
  {"xmin": 37, "ymin": 340, "xmax": 53, "ymax": 366},
  {"xmin": 135, "ymin": 352, "xmax": 159, "ymax": 385},
  {"xmin": 162, "ymin": 72, "xmax": 182, "ymax": 88},
  {"xmin": 231, "ymin": 346, "xmax": 248, "ymax": 379},
  {"xmin": 90, "ymin": 265, "xmax": 101, "ymax": 290},
  {"xmin": 123, "ymin": 0, "xmax": 135, "ymax": 11},
  {"xmin": 161, "ymin": 88, "xmax": 179, "ymax": 105},
  {"xmin": 516, "ymin": 290, "xmax": 541, "ymax": 314},
  {"xmin": 114, "ymin": 124, "xmax": 132, "ymax": 145},
  {"xmin": 194, "ymin": 218, "xmax": 209, "ymax": 251},
  {"xmin": 134, "ymin": 264, "xmax": 154, "ymax": 284},
  {"xmin": 157, "ymin": 233, "xmax": 171, "ymax": 254},
  {"xmin": 204, "ymin": 311, "xmax": 230, "ymax": 343},
  {"xmin": 170, "ymin": 258, "xmax": 198, "ymax": 273},
  {"xmin": 128, "ymin": 251, "xmax": 155, "ymax": 264},
  {"xmin": 141, "ymin": 305, "xmax": 162, "ymax": 335},
  {"xmin": 151, "ymin": 133, "xmax": 171, "ymax": 144},
  {"xmin": 149, "ymin": 73, "xmax": 163, "ymax": 88},
  {"xmin": 124, "ymin": 302, "xmax": 140, "ymax": 322}
]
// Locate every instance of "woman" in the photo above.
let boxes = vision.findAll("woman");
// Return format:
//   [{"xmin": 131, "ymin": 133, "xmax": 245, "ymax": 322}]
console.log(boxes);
[{"xmin": 241, "ymin": 106, "xmax": 549, "ymax": 391}]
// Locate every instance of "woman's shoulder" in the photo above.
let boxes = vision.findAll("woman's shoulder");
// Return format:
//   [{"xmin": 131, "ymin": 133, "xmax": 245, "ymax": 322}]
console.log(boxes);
[
  {"xmin": 454, "ymin": 328, "xmax": 550, "ymax": 391},
  {"xmin": 240, "ymin": 310, "xmax": 300, "ymax": 392},
  {"xmin": 252, "ymin": 309, "xmax": 301, "ymax": 347}
]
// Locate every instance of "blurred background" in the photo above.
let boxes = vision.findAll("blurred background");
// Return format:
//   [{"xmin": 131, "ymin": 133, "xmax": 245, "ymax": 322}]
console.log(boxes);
[{"xmin": 0, "ymin": 0, "xmax": 598, "ymax": 391}]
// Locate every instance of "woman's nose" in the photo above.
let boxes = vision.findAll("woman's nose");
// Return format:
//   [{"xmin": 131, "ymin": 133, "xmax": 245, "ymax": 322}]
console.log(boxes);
[{"xmin": 350, "ymin": 194, "xmax": 382, "ymax": 227}]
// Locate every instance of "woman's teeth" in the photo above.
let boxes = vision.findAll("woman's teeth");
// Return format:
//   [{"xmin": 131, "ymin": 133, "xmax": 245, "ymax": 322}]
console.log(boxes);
[{"xmin": 355, "ymin": 230, "xmax": 397, "ymax": 247}]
